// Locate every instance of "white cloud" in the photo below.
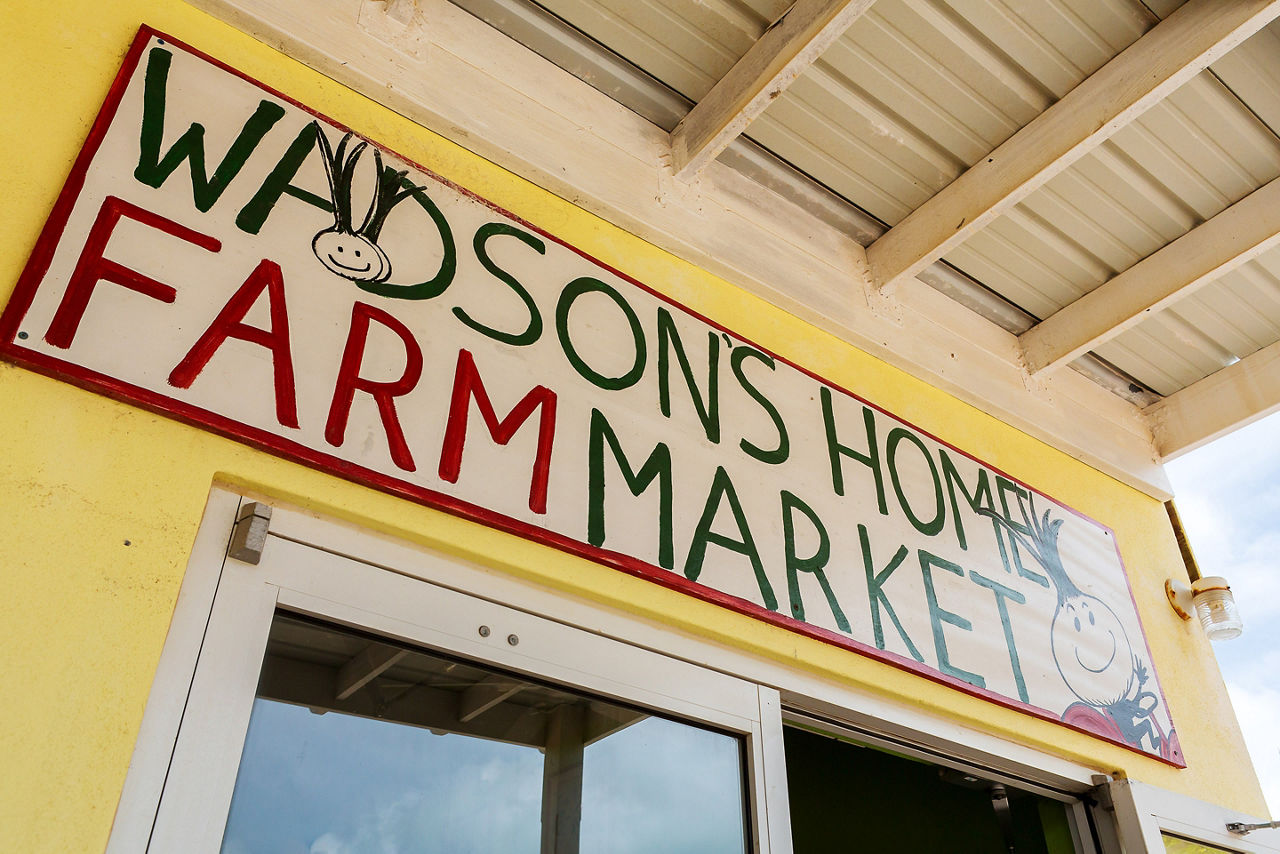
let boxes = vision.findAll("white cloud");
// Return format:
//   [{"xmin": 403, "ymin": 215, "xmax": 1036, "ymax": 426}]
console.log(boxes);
[
  {"xmin": 1226, "ymin": 681, "xmax": 1280, "ymax": 816},
  {"xmin": 1167, "ymin": 412, "xmax": 1280, "ymax": 817}
]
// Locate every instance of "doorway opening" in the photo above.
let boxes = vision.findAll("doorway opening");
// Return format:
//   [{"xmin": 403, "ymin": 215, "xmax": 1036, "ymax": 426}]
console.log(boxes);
[{"xmin": 784, "ymin": 725, "xmax": 1080, "ymax": 854}]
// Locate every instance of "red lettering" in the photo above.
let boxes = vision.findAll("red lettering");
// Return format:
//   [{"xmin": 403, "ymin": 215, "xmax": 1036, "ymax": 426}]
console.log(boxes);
[
  {"xmin": 325, "ymin": 302, "xmax": 423, "ymax": 471},
  {"xmin": 168, "ymin": 260, "xmax": 298, "ymax": 428},
  {"xmin": 45, "ymin": 196, "xmax": 221, "ymax": 348},
  {"xmin": 439, "ymin": 349, "xmax": 557, "ymax": 514}
]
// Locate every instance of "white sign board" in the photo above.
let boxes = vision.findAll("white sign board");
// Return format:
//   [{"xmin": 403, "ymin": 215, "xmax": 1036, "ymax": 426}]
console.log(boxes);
[{"xmin": 0, "ymin": 29, "xmax": 1180, "ymax": 763}]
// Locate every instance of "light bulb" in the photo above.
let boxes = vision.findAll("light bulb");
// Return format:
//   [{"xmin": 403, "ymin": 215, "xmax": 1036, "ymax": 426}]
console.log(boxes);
[{"xmin": 1192, "ymin": 577, "xmax": 1243, "ymax": 641}]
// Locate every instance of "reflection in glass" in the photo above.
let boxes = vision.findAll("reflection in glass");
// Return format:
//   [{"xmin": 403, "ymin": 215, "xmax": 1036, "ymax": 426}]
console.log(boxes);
[{"xmin": 220, "ymin": 614, "xmax": 748, "ymax": 854}]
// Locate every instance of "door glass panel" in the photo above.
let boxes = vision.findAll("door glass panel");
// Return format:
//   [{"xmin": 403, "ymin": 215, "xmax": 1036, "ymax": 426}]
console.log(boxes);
[
  {"xmin": 784, "ymin": 725, "xmax": 1078, "ymax": 854},
  {"xmin": 219, "ymin": 613, "xmax": 749, "ymax": 854},
  {"xmin": 1162, "ymin": 834, "xmax": 1242, "ymax": 854}
]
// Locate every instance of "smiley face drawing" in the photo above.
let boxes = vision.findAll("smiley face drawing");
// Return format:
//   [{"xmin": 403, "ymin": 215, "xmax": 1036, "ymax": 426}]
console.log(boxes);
[
  {"xmin": 1053, "ymin": 594, "xmax": 1133, "ymax": 708},
  {"xmin": 312, "ymin": 230, "xmax": 391, "ymax": 283},
  {"xmin": 310, "ymin": 122, "xmax": 422, "ymax": 285},
  {"xmin": 983, "ymin": 502, "xmax": 1182, "ymax": 762}
]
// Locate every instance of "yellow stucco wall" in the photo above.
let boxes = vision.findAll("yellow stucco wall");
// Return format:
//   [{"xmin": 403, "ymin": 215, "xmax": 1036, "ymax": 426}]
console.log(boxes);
[{"xmin": 0, "ymin": 2, "xmax": 1266, "ymax": 852}]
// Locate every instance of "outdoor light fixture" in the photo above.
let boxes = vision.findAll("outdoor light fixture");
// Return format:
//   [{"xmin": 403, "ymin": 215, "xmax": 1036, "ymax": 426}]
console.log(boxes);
[
  {"xmin": 1165, "ymin": 577, "xmax": 1243, "ymax": 641},
  {"xmin": 1163, "ymin": 501, "xmax": 1243, "ymax": 641}
]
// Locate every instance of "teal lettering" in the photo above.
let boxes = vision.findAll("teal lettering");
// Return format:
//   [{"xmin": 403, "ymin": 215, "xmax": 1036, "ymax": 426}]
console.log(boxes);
[
  {"xmin": 919, "ymin": 551, "xmax": 984, "ymax": 689},
  {"xmin": 996, "ymin": 477, "xmax": 1048, "ymax": 588},
  {"xmin": 969, "ymin": 570, "xmax": 1028, "ymax": 703},
  {"xmin": 858, "ymin": 525, "xmax": 923, "ymax": 661}
]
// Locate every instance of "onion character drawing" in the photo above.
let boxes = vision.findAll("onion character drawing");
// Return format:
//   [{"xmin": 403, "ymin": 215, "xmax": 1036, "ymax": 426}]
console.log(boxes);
[
  {"xmin": 311, "ymin": 122, "xmax": 425, "ymax": 284},
  {"xmin": 982, "ymin": 500, "xmax": 1182, "ymax": 762}
]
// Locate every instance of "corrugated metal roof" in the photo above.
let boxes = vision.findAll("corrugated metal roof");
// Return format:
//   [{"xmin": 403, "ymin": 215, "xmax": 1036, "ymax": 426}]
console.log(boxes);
[
  {"xmin": 533, "ymin": 0, "xmax": 790, "ymax": 99},
  {"xmin": 945, "ymin": 69, "xmax": 1280, "ymax": 319},
  {"xmin": 453, "ymin": 0, "xmax": 1280, "ymax": 413},
  {"xmin": 1094, "ymin": 248, "xmax": 1280, "ymax": 395},
  {"xmin": 744, "ymin": 0, "xmax": 1169, "ymax": 226}
]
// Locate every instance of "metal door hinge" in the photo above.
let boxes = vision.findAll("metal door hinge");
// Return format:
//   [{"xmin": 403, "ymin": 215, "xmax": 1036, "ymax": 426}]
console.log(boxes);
[{"xmin": 229, "ymin": 502, "xmax": 272, "ymax": 564}]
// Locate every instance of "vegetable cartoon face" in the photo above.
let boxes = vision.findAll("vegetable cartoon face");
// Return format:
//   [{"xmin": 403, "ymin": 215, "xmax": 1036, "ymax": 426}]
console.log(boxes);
[
  {"xmin": 311, "ymin": 122, "xmax": 424, "ymax": 285},
  {"xmin": 1051, "ymin": 593, "xmax": 1135, "ymax": 708},
  {"xmin": 312, "ymin": 230, "xmax": 390, "ymax": 282},
  {"xmin": 980, "ymin": 499, "xmax": 1174, "ymax": 757}
]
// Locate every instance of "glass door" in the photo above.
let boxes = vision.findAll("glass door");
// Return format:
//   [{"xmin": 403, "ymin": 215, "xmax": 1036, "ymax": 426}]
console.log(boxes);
[
  {"xmin": 220, "ymin": 613, "xmax": 751, "ymax": 854},
  {"xmin": 136, "ymin": 509, "xmax": 779, "ymax": 854}
]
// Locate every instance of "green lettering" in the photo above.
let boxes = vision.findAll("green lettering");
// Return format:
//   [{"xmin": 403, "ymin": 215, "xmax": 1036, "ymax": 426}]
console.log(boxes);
[
  {"xmin": 730, "ymin": 346, "xmax": 789, "ymax": 465},
  {"xmin": 135, "ymin": 47, "xmax": 285, "ymax": 212},
  {"xmin": 685, "ymin": 467, "xmax": 777, "ymax": 611},
  {"xmin": 587, "ymin": 409, "xmax": 673, "ymax": 569},
  {"xmin": 781, "ymin": 491, "xmax": 849, "ymax": 631},
  {"xmin": 887, "ymin": 427, "xmax": 945, "ymax": 536},
  {"xmin": 939, "ymin": 450, "xmax": 995, "ymax": 550},
  {"xmin": 657, "ymin": 308, "xmax": 719, "ymax": 443},
  {"xmin": 858, "ymin": 525, "xmax": 923, "ymax": 661},
  {"xmin": 821, "ymin": 388, "xmax": 886, "ymax": 513},
  {"xmin": 235, "ymin": 122, "xmax": 332, "ymax": 234},
  {"xmin": 454, "ymin": 222, "xmax": 544, "ymax": 346},
  {"xmin": 357, "ymin": 181, "xmax": 456, "ymax": 300},
  {"xmin": 557, "ymin": 278, "xmax": 646, "ymax": 390}
]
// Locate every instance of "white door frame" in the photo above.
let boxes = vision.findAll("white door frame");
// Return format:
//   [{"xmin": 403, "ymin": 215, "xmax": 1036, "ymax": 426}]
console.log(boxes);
[
  {"xmin": 106, "ymin": 489, "xmax": 788, "ymax": 854},
  {"xmin": 1108, "ymin": 779, "xmax": 1280, "ymax": 853},
  {"xmin": 105, "ymin": 487, "xmax": 1252, "ymax": 854}
]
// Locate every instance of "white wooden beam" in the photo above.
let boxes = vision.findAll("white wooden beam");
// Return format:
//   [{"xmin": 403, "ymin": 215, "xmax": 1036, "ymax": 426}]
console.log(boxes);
[
  {"xmin": 670, "ymin": 0, "xmax": 876, "ymax": 179},
  {"xmin": 1146, "ymin": 339, "xmax": 1280, "ymax": 459},
  {"xmin": 335, "ymin": 643, "xmax": 408, "ymax": 700},
  {"xmin": 458, "ymin": 676, "xmax": 525, "ymax": 722},
  {"xmin": 1021, "ymin": 176, "xmax": 1280, "ymax": 375},
  {"xmin": 583, "ymin": 706, "xmax": 645, "ymax": 746},
  {"xmin": 867, "ymin": 0, "xmax": 1280, "ymax": 293}
]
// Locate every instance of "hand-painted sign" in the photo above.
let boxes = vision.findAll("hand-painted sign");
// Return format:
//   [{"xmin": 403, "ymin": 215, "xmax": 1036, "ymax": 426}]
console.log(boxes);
[{"xmin": 0, "ymin": 28, "xmax": 1180, "ymax": 763}]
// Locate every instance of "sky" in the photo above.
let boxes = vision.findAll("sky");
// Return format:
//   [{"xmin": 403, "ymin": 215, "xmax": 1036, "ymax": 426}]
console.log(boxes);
[{"xmin": 1164, "ymin": 410, "xmax": 1280, "ymax": 816}]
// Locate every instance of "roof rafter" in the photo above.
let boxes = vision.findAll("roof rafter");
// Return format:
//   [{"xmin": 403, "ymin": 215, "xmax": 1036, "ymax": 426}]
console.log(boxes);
[
  {"xmin": 1020, "ymin": 176, "xmax": 1280, "ymax": 376},
  {"xmin": 335, "ymin": 643, "xmax": 408, "ymax": 701},
  {"xmin": 866, "ymin": 0, "xmax": 1280, "ymax": 293},
  {"xmin": 670, "ymin": 0, "xmax": 876, "ymax": 179},
  {"xmin": 1147, "ymin": 339, "xmax": 1280, "ymax": 458}
]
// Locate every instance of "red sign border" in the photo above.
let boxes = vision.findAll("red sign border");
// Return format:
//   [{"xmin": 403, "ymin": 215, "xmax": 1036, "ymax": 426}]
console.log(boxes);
[{"xmin": 0, "ymin": 26, "xmax": 1182, "ymax": 766}]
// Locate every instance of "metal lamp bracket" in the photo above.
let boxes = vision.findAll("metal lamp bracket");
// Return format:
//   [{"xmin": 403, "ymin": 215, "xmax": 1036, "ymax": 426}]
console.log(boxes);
[{"xmin": 1165, "ymin": 578, "xmax": 1194, "ymax": 621}]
